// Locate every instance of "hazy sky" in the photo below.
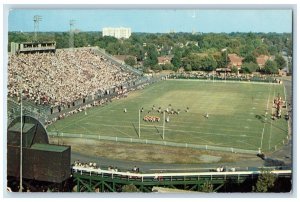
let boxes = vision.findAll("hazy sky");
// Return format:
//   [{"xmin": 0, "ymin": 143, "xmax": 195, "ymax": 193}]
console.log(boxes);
[{"xmin": 8, "ymin": 9, "xmax": 292, "ymax": 33}]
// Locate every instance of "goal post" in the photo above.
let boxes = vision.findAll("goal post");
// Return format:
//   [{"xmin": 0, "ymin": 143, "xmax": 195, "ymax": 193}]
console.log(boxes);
[
  {"xmin": 163, "ymin": 111, "xmax": 165, "ymax": 140},
  {"xmin": 138, "ymin": 109, "xmax": 141, "ymax": 138}
]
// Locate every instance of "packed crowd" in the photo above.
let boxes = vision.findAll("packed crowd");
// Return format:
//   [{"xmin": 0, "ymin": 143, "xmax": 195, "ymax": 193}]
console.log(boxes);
[
  {"xmin": 169, "ymin": 71, "xmax": 280, "ymax": 83},
  {"xmin": 8, "ymin": 49, "xmax": 138, "ymax": 107}
]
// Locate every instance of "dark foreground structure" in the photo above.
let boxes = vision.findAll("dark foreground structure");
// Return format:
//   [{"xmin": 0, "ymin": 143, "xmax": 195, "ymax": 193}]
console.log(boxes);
[{"xmin": 7, "ymin": 116, "xmax": 71, "ymax": 191}]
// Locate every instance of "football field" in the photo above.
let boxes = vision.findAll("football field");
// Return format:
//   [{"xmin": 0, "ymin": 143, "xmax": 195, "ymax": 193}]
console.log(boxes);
[{"xmin": 48, "ymin": 80, "xmax": 288, "ymax": 152}]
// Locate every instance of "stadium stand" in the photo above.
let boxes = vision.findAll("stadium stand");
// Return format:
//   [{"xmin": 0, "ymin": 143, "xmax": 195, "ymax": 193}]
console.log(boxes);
[
  {"xmin": 7, "ymin": 46, "xmax": 157, "ymax": 126},
  {"xmin": 8, "ymin": 48, "xmax": 139, "ymax": 107}
]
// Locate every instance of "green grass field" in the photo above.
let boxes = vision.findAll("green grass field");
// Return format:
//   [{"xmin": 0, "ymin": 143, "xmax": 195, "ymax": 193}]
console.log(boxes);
[{"xmin": 48, "ymin": 80, "xmax": 288, "ymax": 152}]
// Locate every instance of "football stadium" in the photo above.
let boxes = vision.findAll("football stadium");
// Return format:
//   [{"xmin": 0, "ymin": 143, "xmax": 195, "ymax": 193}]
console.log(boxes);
[
  {"xmin": 7, "ymin": 44, "xmax": 292, "ymax": 192},
  {"xmin": 6, "ymin": 9, "xmax": 293, "ymax": 192}
]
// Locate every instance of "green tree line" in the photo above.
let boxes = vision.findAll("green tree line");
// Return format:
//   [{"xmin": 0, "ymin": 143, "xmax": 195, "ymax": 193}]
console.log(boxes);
[{"xmin": 8, "ymin": 31, "xmax": 291, "ymax": 74}]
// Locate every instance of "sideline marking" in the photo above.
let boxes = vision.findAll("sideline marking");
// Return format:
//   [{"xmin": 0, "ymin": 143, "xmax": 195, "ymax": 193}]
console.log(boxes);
[{"xmin": 260, "ymin": 84, "xmax": 273, "ymax": 149}]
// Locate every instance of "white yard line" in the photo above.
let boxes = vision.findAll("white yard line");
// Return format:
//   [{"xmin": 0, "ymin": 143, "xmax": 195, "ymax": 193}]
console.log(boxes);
[
  {"xmin": 113, "ymin": 127, "xmax": 131, "ymax": 138},
  {"xmin": 260, "ymin": 84, "xmax": 273, "ymax": 150},
  {"xmin": 268, "ymin": 86, "xmax": 276, "ymax": 150},
  {"xmin": 283, "ymin": 81, "xmax": 287, "ymax": 102}
]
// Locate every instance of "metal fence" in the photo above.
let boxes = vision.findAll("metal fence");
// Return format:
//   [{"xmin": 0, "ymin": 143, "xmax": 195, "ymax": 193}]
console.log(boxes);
[{"xmin": 48, "ymin": 132, "xmax": 258, "ymax": 154}]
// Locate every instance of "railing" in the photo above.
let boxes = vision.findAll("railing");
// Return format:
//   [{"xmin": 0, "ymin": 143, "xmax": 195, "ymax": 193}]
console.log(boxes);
[
  {"xmin": 72, "ymin": 166, "xmax": 292, "ymax": 182},
  {"xmin": 48, "ymin": 132, "xmax": 258, "ymax": 154}
]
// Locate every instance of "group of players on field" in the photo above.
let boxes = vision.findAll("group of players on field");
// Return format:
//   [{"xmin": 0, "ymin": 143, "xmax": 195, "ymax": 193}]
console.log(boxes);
[{"xmin": 124, "ymin": 104, "xmax": 209, "ymax": 123}]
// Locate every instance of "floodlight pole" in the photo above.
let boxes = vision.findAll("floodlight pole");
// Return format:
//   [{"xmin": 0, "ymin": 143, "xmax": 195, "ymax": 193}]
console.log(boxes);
[
  {"xmin": 69, "ymin": 19, "xmax": 75, "ymax": 49},
  {"xmin": 33, "ymin": 15, "xmax": 42, "ymax": 42},
  {"xmin": 163, "ymin": 111, "xmax": 165, "ymax": 140},
  {"xmin": 138, "ymin": 109, "xmax": 141, "ymax": 138},
  {"xmin": 19, "ymin": 77, "xmax": 23, "ymax": 192}
]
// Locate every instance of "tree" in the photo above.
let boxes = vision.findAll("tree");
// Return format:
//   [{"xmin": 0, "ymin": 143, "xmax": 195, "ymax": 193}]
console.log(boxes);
[
  {"xmin": 132, "ymin": 44, "xmax": 145, "ymax": 61},
  {"xmin": 124, "ymin": 56, "xmax": 136, "ymax": 66},
  {"xmin": 241, "ymin": 62, "xmax": 259, "ymax": 74},
  {"xmin": 200, "ymin": 181, "xmax": 214, "ymax": 193},
  {"xmin": 274, "ymin": 54, "xmax": 287, "ymax": 70},
  {"xmin": 213, "ymin": 52, "xmax": 229, "ymax": 68},
  {"xmin": 254, "ymin": 169, "xmax": 277, "ymax": 192},
  {"xmin": 171, "ymin": 50, "xmax": 182, "ymax": 68},
  {"xmin": 200, "ymin": 55, "xmax": 217, "ymax": 71},
  {"xmin": 253, "ymin": 45, "xmax": 269, "ymax": 56},
  {"xmin": 184, "ymin": 64, "xmax": 192, "ymax": 71},
  {"xmin": 264, "ymin": 60, "xmax": 278, "ymax": 74},
  {"xmin": 231, "ymin": 66, "xmax": 238, "ymax": 74},
  {"xmin": 143, "ymin": 44, "xmax": 158, "ymax": 67},
  {"xmin": 183, "ymin": 54, "xmax": 217, "ymax": 71},
  {"xmin": 288, "ymin": 58, "xmax": 292, "ymax": 75},
  {"xmin": 152, "ymin": 64, "xmax": 162, "ymax": 72},
  {"xmin": 243, "ymin": 53, "xmax": 257, "ymax": 64},
  {"xmin": 121, "ymin": 184, "xmax": 140, "ymax": 192},
  {"xmin": 160, "ymin": 63, "xmax": 174, "ymax": 70}
]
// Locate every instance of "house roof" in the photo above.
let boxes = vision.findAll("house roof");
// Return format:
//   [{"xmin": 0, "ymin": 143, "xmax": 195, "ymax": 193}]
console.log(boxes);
[
  {"xmin": 158, "ymin": 56, "xmax": 173, "ymax": 64},
  {"xmin": 228, "ymin": 53, "xmax": 243, "ymax": 67},
  {"xmin": 256, "ymin": 55, "xmax": 270, "ymax": 67}
]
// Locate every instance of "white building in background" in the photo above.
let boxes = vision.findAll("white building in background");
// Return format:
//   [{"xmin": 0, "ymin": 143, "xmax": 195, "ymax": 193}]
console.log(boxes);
[{"xmin": 102, "ymin": 27, "xmax": 131, "ymax": 39}]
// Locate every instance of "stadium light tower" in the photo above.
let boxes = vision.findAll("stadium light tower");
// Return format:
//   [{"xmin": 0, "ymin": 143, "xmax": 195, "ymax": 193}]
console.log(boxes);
[
  {"xmin": 69, "ymin": 19, "xmax": 76, "ymax": 49},
  {"xmin": 33, "ymin": 15, "xmax": 42, "ymax": 42}
]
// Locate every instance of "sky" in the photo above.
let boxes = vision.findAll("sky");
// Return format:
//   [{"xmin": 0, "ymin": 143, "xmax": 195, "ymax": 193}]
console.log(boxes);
[{"xmin": 8, "ymin": 9, "xmax": 292, "ymax": 33}]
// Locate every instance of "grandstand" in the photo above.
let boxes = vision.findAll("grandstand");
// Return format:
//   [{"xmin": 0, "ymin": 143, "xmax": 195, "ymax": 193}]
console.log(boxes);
[{"xmin": 8, "ymin": 46, "xmax": 146, "ymax": 125}]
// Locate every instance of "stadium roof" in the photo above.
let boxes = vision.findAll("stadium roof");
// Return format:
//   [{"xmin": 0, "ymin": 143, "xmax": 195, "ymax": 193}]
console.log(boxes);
[{"xmin": 31, "ymin": 143, "xmax": 69, "ymax": 152}]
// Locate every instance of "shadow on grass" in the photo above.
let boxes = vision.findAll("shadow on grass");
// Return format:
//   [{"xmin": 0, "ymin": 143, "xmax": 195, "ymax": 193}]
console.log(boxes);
[
  {"xmin": 255, "ymin": 115, "xmax": 288, "ymax": 133},
  {"xmin": 255, "ymin": 114, "xmax": 265, "ymax": 123},
  {"xmin": 132, "ymin": 123, "xmax": 139, "ymax": 138},
  {"xmin": 154, "ymin": 126, "xmax": 164, "ymax": 140}
]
